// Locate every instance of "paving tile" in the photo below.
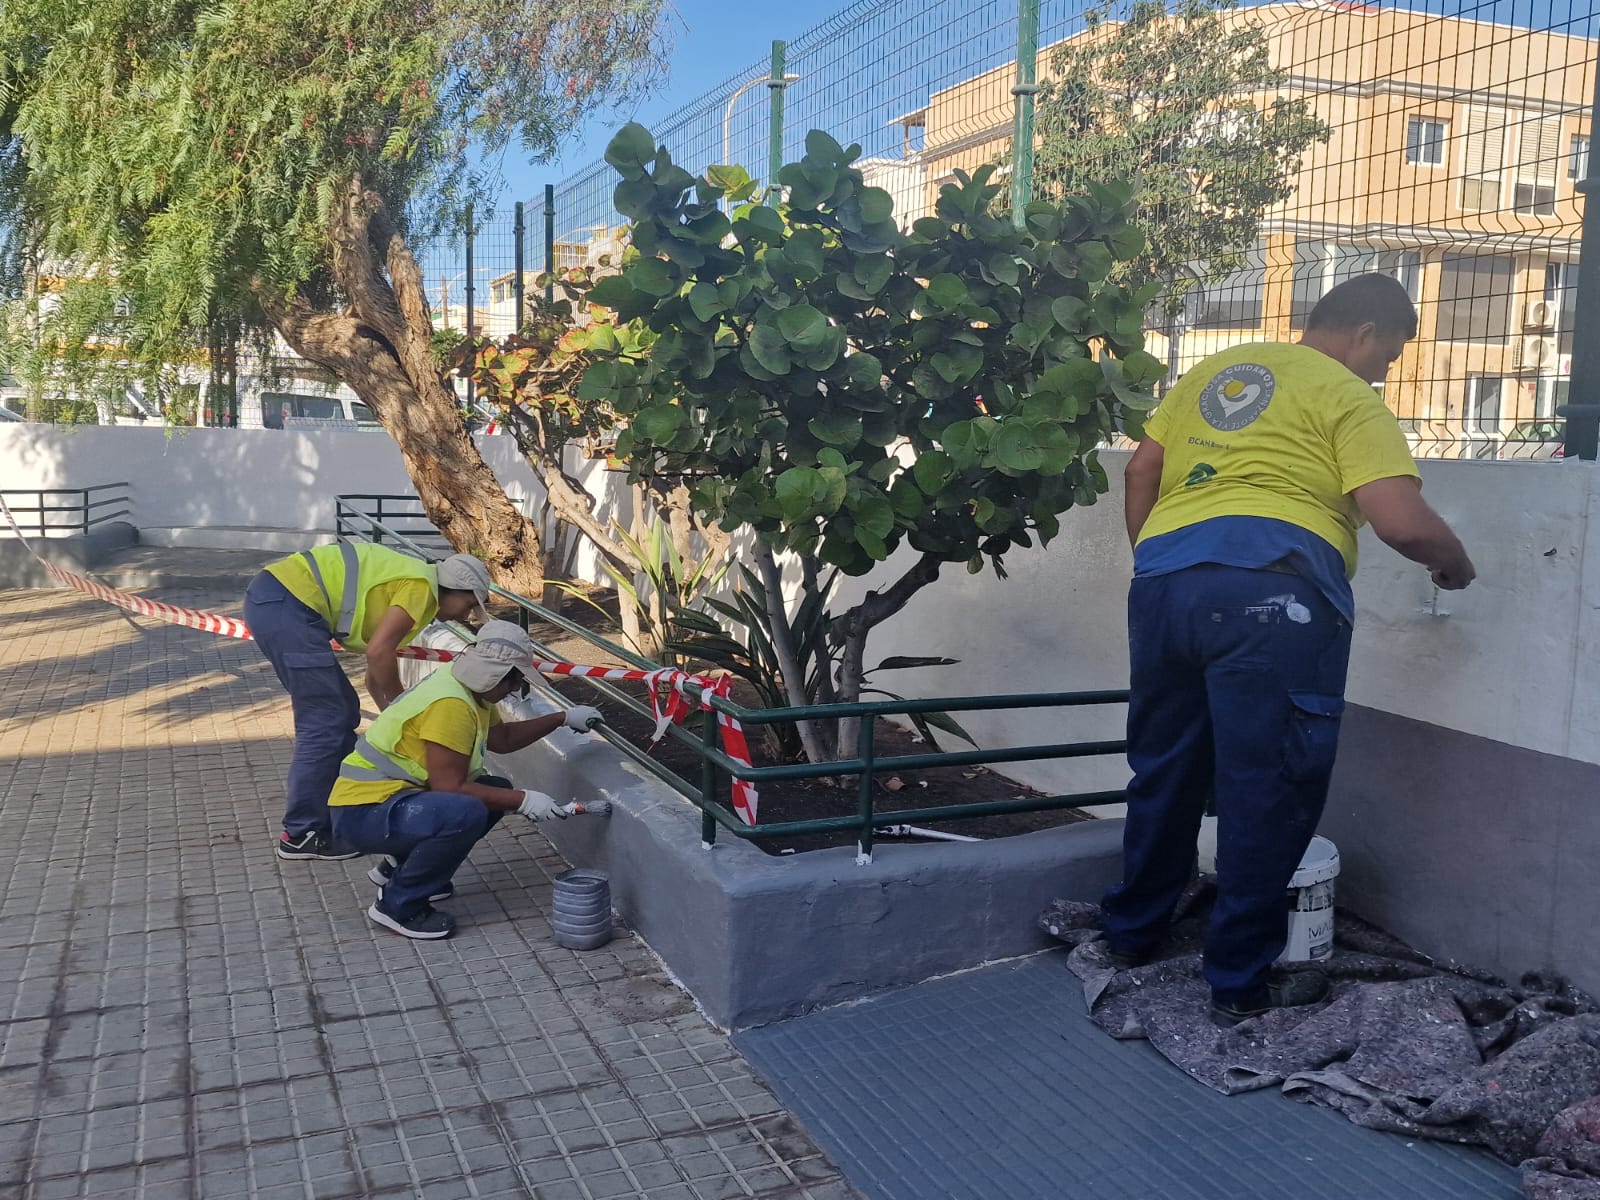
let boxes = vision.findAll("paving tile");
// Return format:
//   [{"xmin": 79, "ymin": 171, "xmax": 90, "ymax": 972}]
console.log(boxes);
[{"xmin": 0, "ymin": 584, "xmax": 853, "ymax": 1199}]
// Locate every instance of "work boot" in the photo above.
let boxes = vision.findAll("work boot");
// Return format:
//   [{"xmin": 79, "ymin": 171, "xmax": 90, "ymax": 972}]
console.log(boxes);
[
  {"xmin": 366, "ymin": 903, "xmax": 456, "ymax": 940},
  {"xmin": 367, "ymin": 856, "xmax": 454, "ymax": 902},
  {"xmin": 1093, "ymin": 936, "xmax": 1155, "ymax": 970},
  {"xmin": 277, "ymin": 830, "xmax": 362, "ymax": 861},
  {"xmin": 1211, "ymin": 968, "xmax": 1330, "ymax": 1027}
]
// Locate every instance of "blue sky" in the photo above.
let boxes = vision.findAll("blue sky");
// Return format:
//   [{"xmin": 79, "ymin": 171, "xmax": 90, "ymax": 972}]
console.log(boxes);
[
  {"xmin": 473, "ymin": 0, "xmax": 1595, "ymax": 220},
  {"xmin": 482, "ymin": 0, "xmax": 845, "ymax": 209}
]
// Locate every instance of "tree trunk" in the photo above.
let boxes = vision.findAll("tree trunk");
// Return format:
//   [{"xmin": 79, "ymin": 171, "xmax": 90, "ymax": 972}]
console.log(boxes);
[
  {"xmin": 258, "ymin": 178, "xmax": 546, "ymax": 599},
  {"xmin": 832, "ymin": 553, "xmax": 943, "ymax": 760}
]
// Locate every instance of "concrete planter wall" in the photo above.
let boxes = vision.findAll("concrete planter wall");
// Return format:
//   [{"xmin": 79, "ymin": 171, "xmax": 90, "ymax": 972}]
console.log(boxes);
[
  {"xmin": 491, "ymin": 722, "xmax": 1124, "ymax": 1030},
  {"xmin": 403, "ymin": 630, "xmax": 1124, "ymax": 1030}
]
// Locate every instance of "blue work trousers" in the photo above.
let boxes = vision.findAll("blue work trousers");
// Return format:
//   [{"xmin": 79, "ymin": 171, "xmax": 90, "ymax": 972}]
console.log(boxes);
[
  {"xmin": 243, "ymin": 571, "xmax": 360, "ymax": 838},
  {"xmin": 331, "ymin": 777, "xmax": 510, "ymax": 920},
  {"xmin": 1102, "ymin": 564, "xmax": 1352, "ymax": 1008}
]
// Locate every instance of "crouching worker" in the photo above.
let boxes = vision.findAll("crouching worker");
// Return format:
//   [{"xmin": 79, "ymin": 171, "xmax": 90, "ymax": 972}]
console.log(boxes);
[
  {"xmin": 327, "ymin": 620, "xmax": 602, "ymax": 940},
  {"xmin": 244, "ymin": 542, "xmax": 492, "ymax": 862}
]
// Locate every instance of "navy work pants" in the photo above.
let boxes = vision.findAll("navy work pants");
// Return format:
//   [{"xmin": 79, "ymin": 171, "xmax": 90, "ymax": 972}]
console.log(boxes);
[
  {"xmin": 1102, "ymin": 564, "xmax": 1352, "ymax": 1008},
  {"xmin": 331, "ymin": 776, "xmax": 510, "ymax": 920},
  {"xmin": 244, "ymin": 570, "xmax": 360, "ymax": 839}
]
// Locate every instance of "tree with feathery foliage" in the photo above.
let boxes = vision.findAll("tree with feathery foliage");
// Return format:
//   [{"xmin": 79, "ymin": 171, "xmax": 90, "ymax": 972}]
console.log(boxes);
[{"xmin": 0, "ymin": 0, "xmax": 666, "ymax": 593}]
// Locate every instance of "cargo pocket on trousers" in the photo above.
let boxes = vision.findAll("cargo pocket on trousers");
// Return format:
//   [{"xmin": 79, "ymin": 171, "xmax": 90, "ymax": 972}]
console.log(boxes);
[
  {"xmin": 282, "ymin": 649, "xmax": 340, "ymax": 671},
  {"xmin": 1282, "ymin": 692, "xmax": 1345, "ymax": 783}
]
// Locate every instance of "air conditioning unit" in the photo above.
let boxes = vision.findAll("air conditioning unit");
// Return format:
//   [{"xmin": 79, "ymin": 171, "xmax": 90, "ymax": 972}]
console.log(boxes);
[
  {"xmin": 1523, "ymin": 299, "xmax": 1557, "ymax": 331},
  {"xmin": 1517, "ymin": 335, "xmax": 1558, "ymax": 370}
]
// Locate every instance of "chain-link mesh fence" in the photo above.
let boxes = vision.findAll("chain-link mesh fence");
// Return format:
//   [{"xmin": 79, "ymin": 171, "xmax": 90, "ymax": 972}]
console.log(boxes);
[{"xmin": 490, "ymin": 0, "xmax": 1596, "ymax": 460}]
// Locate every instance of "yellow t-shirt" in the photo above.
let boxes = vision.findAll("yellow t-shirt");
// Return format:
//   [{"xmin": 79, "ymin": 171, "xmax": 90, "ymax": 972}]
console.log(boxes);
[
  {"xmin": 1138, "ymin": 342, "xmax": 1419, "ymax": 576},
  {"xmin": 265, "ymin": 555, "xmax": 436, "ymax": 649},
  {"xmin": 328, "ymin": 697, "xmax": 501, "ymax": 807}
]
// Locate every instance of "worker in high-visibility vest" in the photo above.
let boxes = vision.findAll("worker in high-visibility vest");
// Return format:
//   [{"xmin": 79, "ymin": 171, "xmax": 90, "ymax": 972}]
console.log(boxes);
[
  {"xmin": 243, "ymin": 542, "xmax": 493, "ymax": 861},
  {"xmin": 328, "ymin": 620, "xmax": 602, "ymax": 940}
]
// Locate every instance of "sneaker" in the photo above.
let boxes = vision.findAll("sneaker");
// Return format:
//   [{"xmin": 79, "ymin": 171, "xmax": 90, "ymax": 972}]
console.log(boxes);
[
  {"xmin": 277, "ymin": 830, "xmax": 362, "ymax": 861},
  {"xmin": 366, "ymin": 903, "xmax": 456, "ymax": 940},
  {"xmin": 367, "ymin": 857, "xmax": 453, "ymax": 902},
  {"xmin": 1211, "ymin": 968, "xmax": 1331, "ymax": 1027}
]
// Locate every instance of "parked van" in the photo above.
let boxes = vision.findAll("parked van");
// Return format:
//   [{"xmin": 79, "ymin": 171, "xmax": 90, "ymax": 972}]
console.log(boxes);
[{"xmin": 259, "ymin": 391, "xmax": 381, "ymax": 430}]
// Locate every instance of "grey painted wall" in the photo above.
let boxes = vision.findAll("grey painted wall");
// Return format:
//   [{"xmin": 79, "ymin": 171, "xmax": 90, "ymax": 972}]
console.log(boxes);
[
  {"xmin": 1322, "ymin": 704, "xmax": 1600, "ymax": 997},
  {"xmin": 487, "ymin": 708, "xmax": 1124, "ymax": 1030}
]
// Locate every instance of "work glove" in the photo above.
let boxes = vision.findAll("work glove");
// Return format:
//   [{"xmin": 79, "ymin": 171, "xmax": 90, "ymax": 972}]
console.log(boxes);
[
  {"xmin": 563, "ymin": 705, "xmax": 603, "ymax": 732},
  {"xmin": 517, "ymin": 789, "xmax": 566, "ymax": 821}
]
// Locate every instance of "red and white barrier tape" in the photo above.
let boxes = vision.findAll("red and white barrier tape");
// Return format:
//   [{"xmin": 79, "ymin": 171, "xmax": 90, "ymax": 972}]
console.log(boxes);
[{"xmin": 1, "ymin": 496, "xmax": 759, "ymax": 823}]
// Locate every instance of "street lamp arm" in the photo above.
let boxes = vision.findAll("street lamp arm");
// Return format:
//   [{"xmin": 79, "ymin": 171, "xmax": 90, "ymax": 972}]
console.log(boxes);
[{"xmin": 722, "ymin": 73, "xmax": 801, "ymax": 168}]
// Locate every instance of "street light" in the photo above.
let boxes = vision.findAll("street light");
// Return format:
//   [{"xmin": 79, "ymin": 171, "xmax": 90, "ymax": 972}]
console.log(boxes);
[{"xmin": 722, "ymin": 71, "xmax": 800, "ymax": 204}]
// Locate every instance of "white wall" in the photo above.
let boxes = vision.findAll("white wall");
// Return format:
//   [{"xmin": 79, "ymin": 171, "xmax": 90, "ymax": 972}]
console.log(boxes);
[
  {"xmin": 8, "ymin": 422, "xmax": 1598, "ymax": 771},
  {"xmin": 836, "ymin": 453, "xmax": 1600, "ymax": 791}
]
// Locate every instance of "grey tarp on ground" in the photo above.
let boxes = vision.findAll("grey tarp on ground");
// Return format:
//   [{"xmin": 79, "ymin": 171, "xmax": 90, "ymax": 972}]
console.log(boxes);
[{"xmin": 1039, "ymin": 888, "xmax": 1600, "ymax": 1200}]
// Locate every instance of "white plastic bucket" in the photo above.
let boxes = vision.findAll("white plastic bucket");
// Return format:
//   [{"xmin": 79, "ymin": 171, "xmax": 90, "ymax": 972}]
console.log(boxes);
[{"xmin": 1277, "ymin": 835, "xmax": 1340, "ymax": 963}]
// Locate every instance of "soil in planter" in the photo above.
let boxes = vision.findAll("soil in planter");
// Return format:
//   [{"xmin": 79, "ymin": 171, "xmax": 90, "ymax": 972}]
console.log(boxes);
[{"xmin": 506, "ymin": 590, "xmax": 1096, "ymax": 855}]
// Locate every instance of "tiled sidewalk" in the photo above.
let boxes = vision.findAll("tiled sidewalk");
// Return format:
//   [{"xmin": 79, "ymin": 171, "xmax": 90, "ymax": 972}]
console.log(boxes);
[{"xmin": 0, "ymin": 586, "xmax": 858, "ymax": 1200}]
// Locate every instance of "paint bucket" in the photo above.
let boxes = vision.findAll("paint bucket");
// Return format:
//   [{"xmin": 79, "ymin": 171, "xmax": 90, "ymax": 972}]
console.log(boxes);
[
  {"xmin": 1277, "ymin": 835, "xmax": 1339, "ymax": 963},
  {"xmin": 551, "ymin": 868, "xmax": 613, "ymax": 951}
]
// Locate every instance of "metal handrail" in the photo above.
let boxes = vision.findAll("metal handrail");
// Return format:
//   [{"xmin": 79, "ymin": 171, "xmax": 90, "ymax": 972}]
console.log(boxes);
[
  {"xmin": 340, "ymin": 508, "xmax": 1130, "ymax": 854},
  {"xmin": 0, "ymin": 483, "xmax": 131, "ymax": 535}
]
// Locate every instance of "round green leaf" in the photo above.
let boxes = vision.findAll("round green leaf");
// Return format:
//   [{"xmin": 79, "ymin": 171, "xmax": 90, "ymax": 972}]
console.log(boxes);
[
  {"xmin": 854, "ymin": 256, "xmax": 893, "ymax": 295},
  {"xmin": 687, "ymin": 283, "xmax": 723, "ymax": 324},
  {"xmin": 988, "ymin": 420, "xmax": 1065, "ymax": 475},
  {"xmin": 629, "ymin": 258, "xmax": 675, "ymax": 298},
  {"xmin": 913, "ymin": 450, "xmax": 954, "ymax": 494},
  {"xmin": 858, "ymin": 187, "xmax": 894, "ymax": 225},
  {"xmin": 749, "ymin": 324, "xmax": 793, "ymax": 374},
  {"xmin": 632, "ymin": 404, "xmax": 688, "ymax": 444},
  {"xmin": 809, "ymin": 411, "xmax": 863, "ymax": 448},
  {"xmin": 776, "ymin": 304, "xmax": 829, "ymax": 350},
  {"xmin": 604, "ymin": 123, "xmax": 656, "ymax": 178},
  {"xmin": 775, "ymin": 466, "xmax": 824, "ymax": 521},
  {"xmin": 845, "ymin": 352, "xmax": 884, "ymax": 389},
  {"xmin": 924, "ymin": 274, "xmax": 968, "ymax": 311}
]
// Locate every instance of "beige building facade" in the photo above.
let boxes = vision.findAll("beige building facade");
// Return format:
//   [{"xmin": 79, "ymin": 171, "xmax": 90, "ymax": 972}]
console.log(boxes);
[{"xmin": 893, "ymin": 3, "xmax": 1596, "ymax": 455}]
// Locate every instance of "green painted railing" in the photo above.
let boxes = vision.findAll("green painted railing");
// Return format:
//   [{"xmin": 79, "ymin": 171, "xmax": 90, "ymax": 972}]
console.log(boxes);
[{"xmin": 336, "ymin": 501, "xmax": 1130, "ymax": 854}]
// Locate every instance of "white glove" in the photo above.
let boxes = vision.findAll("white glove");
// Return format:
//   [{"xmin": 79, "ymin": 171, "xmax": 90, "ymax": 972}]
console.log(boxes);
[
  {"xmin": 517, "ymin": 789, "xmax": 565, "ymax": 821},
  {"xmin": 563, "ymin": 705, "xmax": 602, "ymax": 732}
]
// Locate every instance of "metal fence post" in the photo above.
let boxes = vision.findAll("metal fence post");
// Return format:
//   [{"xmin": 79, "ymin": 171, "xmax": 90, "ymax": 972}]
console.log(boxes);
[
  {"xmin": 463, "ymin": 204, "xmax": 475, "ymax": 340},
  {"xmin": 700, "ymin": 711, "xmax": 721, "ymax": 848},
  {"xmin": 513, "ymin": 201, "xmax": 526, "ymax": 334},
  {"xmin": 856, "ymin": 717, "xmax": 876, "ymax": 865},
  {"xmin": 1560, "ymin": 55, "xmax": 1600, "ymax": 460},
  {"xmin": 544, "ymin": 185, "xmax": 556, "ymax": 304},
  {"xmin": 463, "ymin": 204, "xmax": 476, "ymax": 411},
  {"xmin": 767, "ymin": 40, "xmax": 787, "ymax": 206},
  {"xmin": 1010, "ymin": 0, "xmax": 1041, "ymax": 227}
]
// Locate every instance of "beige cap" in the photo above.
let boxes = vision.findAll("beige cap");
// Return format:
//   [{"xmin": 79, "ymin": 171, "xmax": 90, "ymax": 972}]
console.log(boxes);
[
  {"xmin": 451, "ymin": 619, "xmax": 536, "ymax": 692},
  {"xmin": 437, "ymin": 554, "xmax": 491, "ymax": 613}
]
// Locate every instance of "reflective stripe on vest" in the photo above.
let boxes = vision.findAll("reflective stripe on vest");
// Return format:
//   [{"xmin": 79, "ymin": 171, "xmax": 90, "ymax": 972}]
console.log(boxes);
[
  {"xmin": 299, "ymin": 541, "xmax": 360, "ymax": 640},
  {"xmin": 337, "ymin": 668, "xmax": 489, "ymax": 787}
]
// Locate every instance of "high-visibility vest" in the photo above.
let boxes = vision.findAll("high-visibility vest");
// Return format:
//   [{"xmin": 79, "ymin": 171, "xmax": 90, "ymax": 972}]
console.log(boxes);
[
  {"xmin": 295, "ymin": 541, "xmax": 438, "ymax": 649},
  {"xmin": 338, "ymin": 668, "xmax": 490, "ymax": 791}
]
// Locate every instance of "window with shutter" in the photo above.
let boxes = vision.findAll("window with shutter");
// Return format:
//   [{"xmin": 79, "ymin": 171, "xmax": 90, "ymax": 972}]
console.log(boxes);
[
  {"xmin": 1460, "ymin": 105, "xmax": 1506, "ymax": 211},
  {"xmin": 1513, "ymin": 115, "xmax": 1561, "ymax": 215}
]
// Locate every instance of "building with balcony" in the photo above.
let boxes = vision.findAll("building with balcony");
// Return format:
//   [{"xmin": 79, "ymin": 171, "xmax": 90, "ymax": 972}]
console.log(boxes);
[{"xmin": 888, "ymin": 2, "xmax": 1595, "ymax": 456}]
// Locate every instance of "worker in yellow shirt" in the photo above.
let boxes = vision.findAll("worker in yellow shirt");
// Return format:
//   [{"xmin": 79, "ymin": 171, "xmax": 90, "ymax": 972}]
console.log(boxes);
[
  {"xmin": 243, "ymin": 541, "xmax": 492, "ymax": 861},
  {"xmin": 327, "ymin": 620, "xmax": 603, "ymax": 940},
  {"xmin": 1102, "ymin": 274, "xmax": 1476, "ymax": 1026}
]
